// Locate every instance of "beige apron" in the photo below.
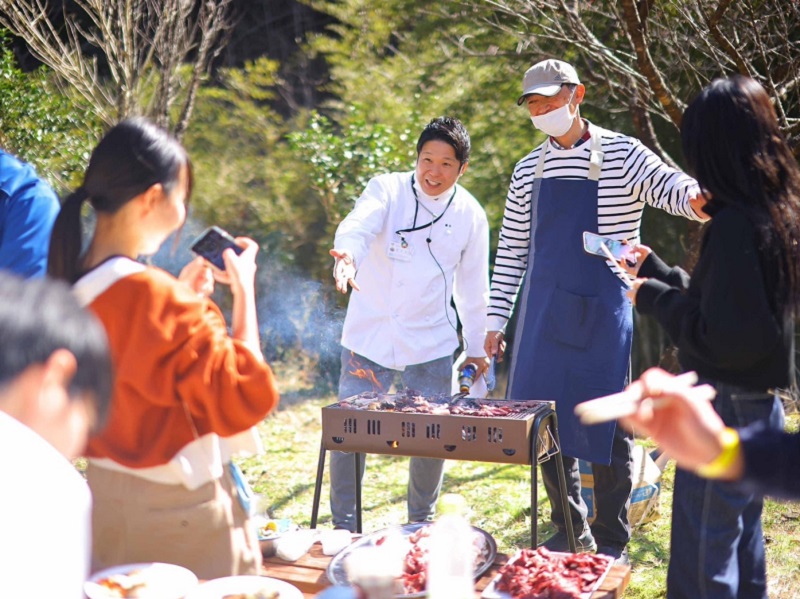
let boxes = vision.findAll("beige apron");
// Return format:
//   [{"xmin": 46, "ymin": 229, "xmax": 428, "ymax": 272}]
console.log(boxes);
[{"xmin": 87, "ymin": 463, "xmax": 261, "ymax": 579}]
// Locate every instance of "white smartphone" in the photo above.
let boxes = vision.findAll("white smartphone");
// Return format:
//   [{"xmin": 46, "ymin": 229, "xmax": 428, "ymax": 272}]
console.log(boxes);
[{"xmin": 582, "ymin": 231, "xmax": 632, "ymax": 261}]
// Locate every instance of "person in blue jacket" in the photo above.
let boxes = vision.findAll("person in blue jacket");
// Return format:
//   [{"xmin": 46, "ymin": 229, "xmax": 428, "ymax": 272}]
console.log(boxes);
[{"xmin": 0, "ymin": 149, "xmax": 60, "ymax": 278}]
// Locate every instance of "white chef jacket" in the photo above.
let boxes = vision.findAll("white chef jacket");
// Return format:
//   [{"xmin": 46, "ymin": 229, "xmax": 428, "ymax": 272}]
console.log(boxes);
[{"xmin": 334, "ymin": 170, "xmax": 489, "ymax": 370}]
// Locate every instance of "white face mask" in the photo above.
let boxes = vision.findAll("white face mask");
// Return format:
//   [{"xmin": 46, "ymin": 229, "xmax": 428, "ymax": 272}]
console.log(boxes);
[{"xmin": 530, "ymin": 90, "xmax": 576, "ymax": 138}]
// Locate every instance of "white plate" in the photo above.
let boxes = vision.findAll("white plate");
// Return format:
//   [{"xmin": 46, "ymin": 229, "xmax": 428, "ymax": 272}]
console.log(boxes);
[
  {"xmin": 84, "ymin": 562, "xmax": 199, "ymax": 599},
  {"xmin": 185, "ymin": 575, "xmax": 304, "ymax": 599}
]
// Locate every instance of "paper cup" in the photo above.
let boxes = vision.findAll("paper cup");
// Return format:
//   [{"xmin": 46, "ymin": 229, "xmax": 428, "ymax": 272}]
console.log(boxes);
[{"xmin": 321, "ymin": 530, "xmax": 352, "ymax": 556}]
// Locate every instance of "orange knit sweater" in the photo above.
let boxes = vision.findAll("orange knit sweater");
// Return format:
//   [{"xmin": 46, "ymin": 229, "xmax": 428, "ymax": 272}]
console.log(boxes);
[{"xmin": 84, "ymin": 266, "xmax": 279, "ymax": 469}]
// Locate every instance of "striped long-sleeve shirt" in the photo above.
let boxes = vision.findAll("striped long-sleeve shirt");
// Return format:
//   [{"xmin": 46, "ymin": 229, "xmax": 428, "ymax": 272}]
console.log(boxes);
[{"xmin": 487, "ymin": 122, "xmax": 704, "ymax": 332}]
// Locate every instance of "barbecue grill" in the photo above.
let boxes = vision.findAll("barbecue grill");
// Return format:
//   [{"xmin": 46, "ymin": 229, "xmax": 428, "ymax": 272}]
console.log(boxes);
[{"xmin": 309, "ymin": 394, "xmax": 578, "ymax": 550}]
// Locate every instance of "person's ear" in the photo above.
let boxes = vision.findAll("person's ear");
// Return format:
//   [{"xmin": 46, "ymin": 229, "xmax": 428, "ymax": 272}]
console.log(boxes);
[
  {"xmin": 459, "ymin": 161, "xmax": 469, "ymax": 178},
  {"xmin": 138, "ymin": 183, "xmax": 166, "ymax": 216},
  {"xmin": 36, "ymin": 349, "xmax": 78, "ymax": 411},
  {"xmin": 573, "ymin": 84, "xmax": 586, "ymax": 105},
  {"xmin": 6, "ymin": 349, "xmax": 78, "ymax": 426}
]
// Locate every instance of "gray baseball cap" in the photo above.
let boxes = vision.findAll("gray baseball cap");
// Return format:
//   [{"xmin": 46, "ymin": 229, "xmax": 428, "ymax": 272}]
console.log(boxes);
[{"xmin": 517, "ymin": 59, "xmax": 581, "ymax": 105}]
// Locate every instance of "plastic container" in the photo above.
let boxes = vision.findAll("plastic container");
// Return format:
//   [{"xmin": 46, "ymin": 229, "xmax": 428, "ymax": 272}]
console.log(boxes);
[
  {"xmin": 275, "ymin": 529, "xmax": 318, "ymax": 562},
  {"xmin": 321, "ymin": 529, "xmax": 352, "ymax": 556},
  {"xmin": 425, "ymin": 514, "xmax": 475, "ymax": 599},
  {"xmin": 344, "ymin": 544, "xmax": 403, "ymax": 599}
]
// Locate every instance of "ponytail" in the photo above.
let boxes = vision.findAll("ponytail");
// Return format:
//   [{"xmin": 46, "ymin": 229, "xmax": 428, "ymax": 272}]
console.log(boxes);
[{"xmin": 47, "ymin": 187, "xmax": 89, "ymax": 283}]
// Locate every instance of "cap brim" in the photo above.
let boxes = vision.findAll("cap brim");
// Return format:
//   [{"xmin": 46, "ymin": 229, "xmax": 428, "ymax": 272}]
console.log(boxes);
[{"xmin": 516, "ymin": 83, "xmax": 564, "ymax": 105}]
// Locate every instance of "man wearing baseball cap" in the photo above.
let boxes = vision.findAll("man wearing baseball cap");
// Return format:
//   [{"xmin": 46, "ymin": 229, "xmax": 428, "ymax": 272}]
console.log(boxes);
[
  {"xmin": 516, "ymin": 58, "xmax": 581, "ymax": 105},
  {"xmin": 484, "ymin": 58, "xmax": 708, "ymax": 566}
]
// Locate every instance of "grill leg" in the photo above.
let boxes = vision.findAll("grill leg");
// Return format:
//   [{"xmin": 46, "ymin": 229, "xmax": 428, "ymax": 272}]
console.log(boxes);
[
  {"xmin": 531, "ymin": 445, "xmax": 538, "ymax": 548},
  {"xmin": 310, "ymin": 440, "xmax": 327, "ymax": 529},
  {"xmin": 550, "ymin": 414, "xmax": 577, "ymax": 553},
  {"xmin": 354, "ymin": 452, "xmax": 363, "ymax": 533},
  {"xmin": 530, "ymin": 409, "xmax": 552, "ymax": 548}
]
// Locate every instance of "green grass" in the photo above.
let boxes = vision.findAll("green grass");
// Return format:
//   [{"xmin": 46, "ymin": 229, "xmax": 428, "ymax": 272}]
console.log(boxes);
[{"xmin": 240, "ymin": 362, "xmax": 800, "ymax": 598}]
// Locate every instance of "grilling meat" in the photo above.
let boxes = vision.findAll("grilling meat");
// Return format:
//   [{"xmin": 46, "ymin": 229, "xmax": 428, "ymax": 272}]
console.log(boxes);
[
  {"xmin": 337, "ymin": 389, "xmax": 542, "ymax": 418},
  {"xmin": 495, "ymin": 547, "xmax": 611, "ymax": 599}
]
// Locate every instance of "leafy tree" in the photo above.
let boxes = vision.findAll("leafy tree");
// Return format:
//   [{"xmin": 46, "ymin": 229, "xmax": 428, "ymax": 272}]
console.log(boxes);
[
  {"xmin": 183, "ymin": 57, "xmax": 350, "ymax": 388},
  {"xmin": 297, "ymin": 0, "xmax": 800, "ymax": 375},
  {"xmin": 287, "ymin": 109, "xmax": 415, "ymax": 278},
  {"xmin": 453, "ymin": 0, "xmax": 800, "ymax": 372},
  {"xmin": 301, "ymin": 0, "xmax": 535, "ymax": 233},
  {"xmin": 0, "ymin": 31, "xmax": 98, "ymax": 190},
  {"xmin": 459, "ymin": 0, "xmax": 800, "ymax": 159}
]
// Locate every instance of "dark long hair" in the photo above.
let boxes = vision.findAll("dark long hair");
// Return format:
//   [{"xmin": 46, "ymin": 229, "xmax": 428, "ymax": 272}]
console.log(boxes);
[
  {"xmin": 681, "ymin": 75, "xmax": 800, "ymax": 315},
  {"xmin": 47, "ymin": 118, "xmax": 193, "ymax": 283}
]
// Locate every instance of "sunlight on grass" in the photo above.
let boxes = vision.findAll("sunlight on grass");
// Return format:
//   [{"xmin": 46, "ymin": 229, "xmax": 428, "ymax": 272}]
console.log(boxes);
[{"xmin": 243, "ymin": 365, "xmax": 800, "ymax": 598}]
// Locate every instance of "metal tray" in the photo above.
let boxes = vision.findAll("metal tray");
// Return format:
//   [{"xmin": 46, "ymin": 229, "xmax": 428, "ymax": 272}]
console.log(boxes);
[{"xmin": 326, "ymin": 522, "xmax": 498, "ymax": 598}]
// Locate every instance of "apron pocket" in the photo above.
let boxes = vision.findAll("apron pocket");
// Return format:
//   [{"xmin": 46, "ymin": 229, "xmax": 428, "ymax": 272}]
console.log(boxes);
[
  {"xmin": 546, "ymin": 287, "xmax": 599, "ymax": 349},
  {"xmin": 564, "ymin": 368, "xmax": 620, "ymax": 406}
]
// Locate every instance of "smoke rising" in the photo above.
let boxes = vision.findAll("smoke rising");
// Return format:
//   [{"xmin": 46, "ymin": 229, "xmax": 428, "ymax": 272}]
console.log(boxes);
[{"xmin": 153, "ymin": 217, "xmax": 346, "ymax": 389}]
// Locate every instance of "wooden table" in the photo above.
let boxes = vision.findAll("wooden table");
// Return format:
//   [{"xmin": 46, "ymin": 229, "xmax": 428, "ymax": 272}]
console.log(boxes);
[{"xmin": 262, "ymin": 543, "xmax": 631, "ymax": 598}]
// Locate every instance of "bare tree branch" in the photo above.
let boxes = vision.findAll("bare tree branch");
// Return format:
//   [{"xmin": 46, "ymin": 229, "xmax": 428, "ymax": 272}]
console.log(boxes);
[
  {"xmin": 456, "ymin": 0, "xmax": 800, "ymax": 155},
  {"xmin": 0, "ymin": 0, "xmax": 234, "ymax": 135},
  {"xmin": 629, "ymin": 81, "xmax": 679, "ymax": 168},
  {"xmin": 174, "ymin": 0, "xmax": 234, "ymax": 139},
  {"xmin": 702, "ymin": 0, "xmax": 751, "ymax": 76},
  {"xmin": 620, "ymin": 0, "xmax": 684, "ymax": 125}
]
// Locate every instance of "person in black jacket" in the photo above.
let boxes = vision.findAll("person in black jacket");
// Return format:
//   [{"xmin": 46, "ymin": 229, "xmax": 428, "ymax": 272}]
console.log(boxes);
[{"xmin": 621, "ymin": 76, "xmax": 800, "ymax": 599}]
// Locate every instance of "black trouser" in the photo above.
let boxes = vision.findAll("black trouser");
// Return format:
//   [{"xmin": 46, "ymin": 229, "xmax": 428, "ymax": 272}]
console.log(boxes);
[{"xmin": 541, "ymin": 424, "xmax": 634, "ymax": 548}]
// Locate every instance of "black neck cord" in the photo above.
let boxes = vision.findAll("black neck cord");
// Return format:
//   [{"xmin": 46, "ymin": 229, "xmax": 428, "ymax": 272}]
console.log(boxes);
[
  {"xmin": 424, "ymin": 226, "xmax": 467, "ymax": 354},
  {"xmin": 392, "ymin": 174, "xmax": 466, "ymax": 354},
  {"xmin": 395, "ymin": 174, "xmax": 457, "ymax": 247}
]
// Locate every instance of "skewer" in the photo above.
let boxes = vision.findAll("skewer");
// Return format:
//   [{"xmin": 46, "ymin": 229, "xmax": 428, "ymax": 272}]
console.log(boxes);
[
  {"xmin": 598, "ymin": 242, "xmax": 634, "ymax": 288},
  {"xmin": 574, "ymin": 371, "xmax": 714, "ymax": 425}
]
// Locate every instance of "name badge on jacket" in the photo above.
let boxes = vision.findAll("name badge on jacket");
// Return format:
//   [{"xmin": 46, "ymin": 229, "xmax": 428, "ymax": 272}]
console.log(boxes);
[{"xmin": 387, "ymin": 241, "xmax": 414, "ymax": 262}]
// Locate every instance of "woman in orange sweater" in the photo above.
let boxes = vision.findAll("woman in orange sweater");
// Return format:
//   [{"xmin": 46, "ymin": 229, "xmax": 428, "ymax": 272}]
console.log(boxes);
[{"xmin": 48, "ymin": 118, "xmax": 280, "ymax": 578}]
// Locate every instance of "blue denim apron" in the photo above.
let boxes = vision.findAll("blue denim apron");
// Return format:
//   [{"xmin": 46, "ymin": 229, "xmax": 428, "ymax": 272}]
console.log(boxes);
[{"xmin": 507, "ymin": 129, "xmax": 632, "ymax": 465}]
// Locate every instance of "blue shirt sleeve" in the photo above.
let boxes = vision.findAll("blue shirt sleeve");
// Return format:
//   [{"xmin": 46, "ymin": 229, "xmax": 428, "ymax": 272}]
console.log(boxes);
[
  {"xmin": 0, "ymin": 155, "xmax": 60, "ymax": 278},
  {"xmin": 737, "ymin": 421, "xmax": 800, "ymax": 500}
]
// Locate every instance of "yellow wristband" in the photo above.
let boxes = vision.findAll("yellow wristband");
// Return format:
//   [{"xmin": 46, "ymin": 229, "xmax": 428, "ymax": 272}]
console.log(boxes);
[{"xmin": 695, "ymin": 427, "xmax": 741, "ymax": 479}]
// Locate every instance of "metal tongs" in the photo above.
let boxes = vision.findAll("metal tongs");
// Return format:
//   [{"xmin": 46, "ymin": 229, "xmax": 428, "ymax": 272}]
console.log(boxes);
[
  {"xmin": 486, "ymin": 356, "xmax": 497, "ymax": 391},
  {"xmin": 449, "ymin": 391, "xmax": 470, "ymax": 407}
]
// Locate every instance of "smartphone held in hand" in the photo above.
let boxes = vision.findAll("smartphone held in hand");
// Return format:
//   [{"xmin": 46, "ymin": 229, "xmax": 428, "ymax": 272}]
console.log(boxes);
[
  {"xmin": 582, "ymin": 231, "xmax": 632, "ymax": 261},
  {"xmin": 190, "ymin": 226, "xmax": 244, "ymax": 271}
]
